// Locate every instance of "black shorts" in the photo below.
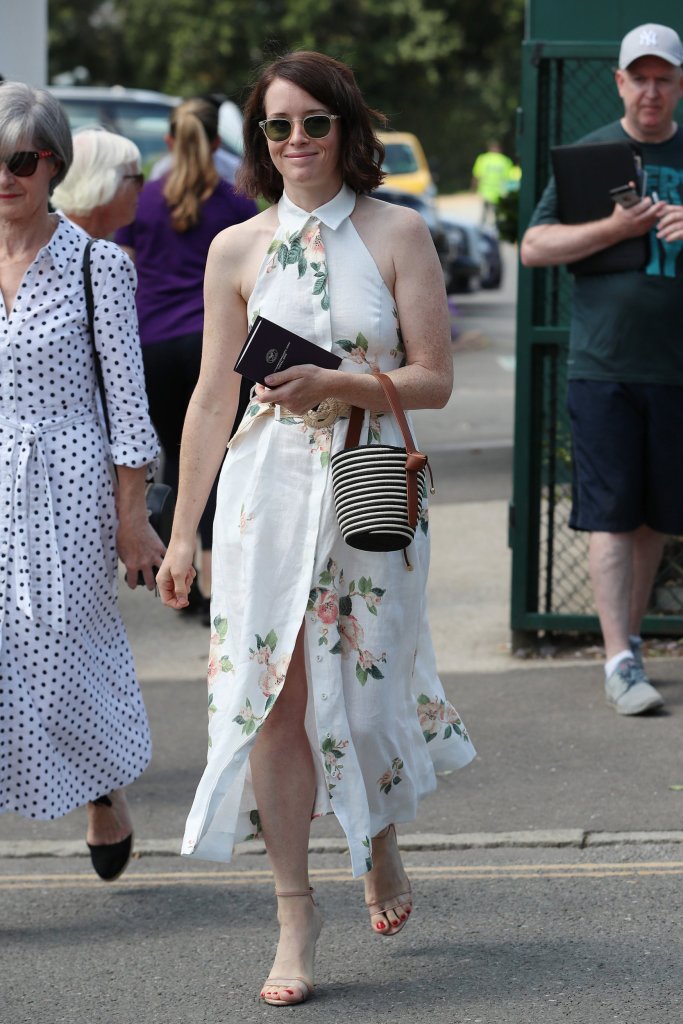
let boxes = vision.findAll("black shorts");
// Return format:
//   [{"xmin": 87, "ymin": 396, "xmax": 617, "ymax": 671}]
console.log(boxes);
[{"xmin": 567, "ymin": 380, "xmax": 683, "ymax": 534}]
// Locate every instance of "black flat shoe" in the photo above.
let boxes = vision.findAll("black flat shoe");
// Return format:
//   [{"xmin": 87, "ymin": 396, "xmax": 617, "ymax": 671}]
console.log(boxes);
[{"xmin": 87, "ymin": 795, "xmax": 133, "ymax": 882}]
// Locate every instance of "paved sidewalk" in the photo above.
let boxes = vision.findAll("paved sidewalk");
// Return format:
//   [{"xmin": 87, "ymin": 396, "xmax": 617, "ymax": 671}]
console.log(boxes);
[{"xmin": 2, "ymin": 498, "xmax": 682, "ymax": 858}]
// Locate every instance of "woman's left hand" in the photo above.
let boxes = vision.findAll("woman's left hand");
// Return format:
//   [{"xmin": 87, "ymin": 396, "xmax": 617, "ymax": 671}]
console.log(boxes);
[
  {"xmin": 255, "ymin": 364, "xmax": 333, "ymax": 414},
  {"xmin": 116, "ymin": 513, "xmax": 167, "ymax": 590}
]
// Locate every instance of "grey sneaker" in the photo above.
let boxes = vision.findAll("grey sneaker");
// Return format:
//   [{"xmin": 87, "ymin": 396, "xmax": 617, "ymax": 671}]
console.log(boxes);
[{"xmin": 605, "ymin": 658, "xmax": 664, "ymax": 715}]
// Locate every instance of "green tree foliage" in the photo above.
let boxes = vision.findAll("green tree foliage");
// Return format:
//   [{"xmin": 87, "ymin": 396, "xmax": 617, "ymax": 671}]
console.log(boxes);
[{"xmin": 48, "ymin": 0, "xmax": 525, "ymax": 190}]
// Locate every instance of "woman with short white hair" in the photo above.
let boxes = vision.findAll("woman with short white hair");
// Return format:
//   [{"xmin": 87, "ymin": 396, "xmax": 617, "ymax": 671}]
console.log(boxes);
[{"xmin": 52, "ymin": 126, "xmax": 144, "ymax": 238}]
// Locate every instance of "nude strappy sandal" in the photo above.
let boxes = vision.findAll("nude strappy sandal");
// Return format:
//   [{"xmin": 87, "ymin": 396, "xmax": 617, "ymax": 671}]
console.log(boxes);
[
  {"xmin": 365, "ymin": 824, "xmax": 413, "ymax": 936},
  {"xmin": 260, "ymin": 888, "xmax": 320, "ymax": 1006}
]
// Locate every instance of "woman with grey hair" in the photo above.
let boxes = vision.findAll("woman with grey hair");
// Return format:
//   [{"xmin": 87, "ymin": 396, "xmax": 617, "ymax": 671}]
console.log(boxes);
[
  {"xmin": 52, "ymin": 126, "xmax": 144, "ymax": 238},
  {"xmin": 0, "ymin": 82, "xmax": 164, "ymax": 880}
]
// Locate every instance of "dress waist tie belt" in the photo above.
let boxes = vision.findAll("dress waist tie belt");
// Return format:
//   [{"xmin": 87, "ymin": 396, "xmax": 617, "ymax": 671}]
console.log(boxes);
[{"xmin": 0, "ymin": 409, "xmax": 96, "ymax": 652}]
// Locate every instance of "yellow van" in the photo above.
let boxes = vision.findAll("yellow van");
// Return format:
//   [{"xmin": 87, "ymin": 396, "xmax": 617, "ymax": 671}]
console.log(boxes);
[{"xmin": 377, "ymin": 131, "xmax": 435, "ymax": 196}]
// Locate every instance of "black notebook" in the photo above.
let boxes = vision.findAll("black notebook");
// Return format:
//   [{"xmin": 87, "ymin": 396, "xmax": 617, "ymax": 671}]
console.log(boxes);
[
  {"xmin": 234, "ymin": 316, "xmax": 342, "ymax": 385},
  {"xmin": 550, "ymin": 140, "xmax": 649, "ymax": 275}
]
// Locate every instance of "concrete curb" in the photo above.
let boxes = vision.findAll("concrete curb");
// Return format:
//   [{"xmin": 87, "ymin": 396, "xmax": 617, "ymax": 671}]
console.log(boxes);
[{"xmin": 4, "ymin": 829, "xmax": 683, "ymax": 860}]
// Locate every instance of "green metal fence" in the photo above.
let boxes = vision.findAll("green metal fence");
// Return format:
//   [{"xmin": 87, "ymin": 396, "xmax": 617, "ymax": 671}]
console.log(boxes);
[{"xmin": 510, "ymin": 39, "xmax": 683, "ymax": 640}]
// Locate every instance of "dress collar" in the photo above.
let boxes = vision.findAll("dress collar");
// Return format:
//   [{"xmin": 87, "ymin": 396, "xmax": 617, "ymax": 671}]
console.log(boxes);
[
  {"xmin": 44, "ymin": 215, "xmax": 84, "ymax": 275},
  {"xmin": 278, "ymin": 183, "xmax": 356, "ymax": 232}
]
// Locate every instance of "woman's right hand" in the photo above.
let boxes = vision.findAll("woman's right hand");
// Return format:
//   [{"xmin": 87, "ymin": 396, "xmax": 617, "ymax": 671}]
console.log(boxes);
[{"xmin": 156, "ymin": 540, "xmax": 197, "ymax": 609}]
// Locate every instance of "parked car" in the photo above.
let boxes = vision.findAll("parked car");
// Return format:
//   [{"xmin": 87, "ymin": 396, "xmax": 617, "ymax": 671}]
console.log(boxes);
[
  {"xmin": 439, "ymin": 213, "xmax": 503, "ymax": 293},
  {"xmin": 373, "ymin": 188, "xmax": 451, "ymax": 286},
  {"xmin": 48, "ymin": 85, "xmax": 243, "ymax": 169},
  {"xmin": 377, "ymin": 131, "xmax": 436, "ymax": 197}
]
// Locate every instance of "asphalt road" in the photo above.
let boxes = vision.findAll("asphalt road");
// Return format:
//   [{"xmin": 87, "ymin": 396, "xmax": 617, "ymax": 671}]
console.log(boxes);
[{"xmin": 3, "ymin": 845, "xmax": 682, "ymax": 1023}]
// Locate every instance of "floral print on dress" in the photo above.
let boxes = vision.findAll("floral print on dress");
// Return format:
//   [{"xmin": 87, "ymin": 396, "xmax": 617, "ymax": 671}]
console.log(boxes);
[
  {"xmin": 418, "ymin": 478, "xmax": 429, "ymax": 536},
  {"xmin": 250, "ymin": 630, "xmax": 291, "ymax": 698},
  {"xmin": 309, "ymin": 426, "xmax": 332, "ymax": 467},
  {"xmin": 321, "ymin": 734, "xmax": 349, "ymax": 795},
  {"xmin": 390, "ymin": 306, "xmax": 407, "ymax": 367},
  {"xmin": 208, "ymin": 615, "xmax": 234, "ymax": 684},
  {"xmin": 232, "ymin": 631, "xmax": 291, "ymax": 735},
  {"xmin": 308, "ymin": 562, "xmax": 387, "ymax": 684},
  {"xmin": 333, "ymin": 331, "xmax": 378, "ymax": 371},
  {"xmin": 265, "ymin": 222, "xmax": 330, "ymax": 310},
  {"xmin": 244, "ymin": 809, "xmax": 263, "ymax": 841},
  {"xmin": 239, "ymin": 504, "xmax": 255, "ymax": 534},
  {"xmin": 362, "ymin": 834, "xmax": 373, "ymax": 872},
  {"xmin": 277, "ymin": 417, "xmax": 332, "ymax": 467},
  {"xmin": 233, "ymin": 697, "xmax": 261, "ymax": 736},
  {"xmin": 378, "ymin": 757, "xmax": 404, "ymax": 795},
  {"xmin": 417, "ymin": 694, "xmax": 471, "ymax": 745}
]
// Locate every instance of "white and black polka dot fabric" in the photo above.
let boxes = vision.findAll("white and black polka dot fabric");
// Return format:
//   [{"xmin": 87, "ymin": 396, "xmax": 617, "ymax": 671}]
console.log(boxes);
[{"xmin": 0, "ymin": 216, "xmax": 159, "ymax": 819}]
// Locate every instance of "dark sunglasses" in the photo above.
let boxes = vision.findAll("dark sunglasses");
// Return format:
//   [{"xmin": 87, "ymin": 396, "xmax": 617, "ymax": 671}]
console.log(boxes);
[
  {"xmin": 123, "ymin": 172, "xmax": 145, "ymax": 188},
  {"xmin": 3, "ymin": 150, "xmax": 55, "ymax": 177},
  {"xmin": 258, "ymin": 114, "xmax": 340, "ymax": 143}
]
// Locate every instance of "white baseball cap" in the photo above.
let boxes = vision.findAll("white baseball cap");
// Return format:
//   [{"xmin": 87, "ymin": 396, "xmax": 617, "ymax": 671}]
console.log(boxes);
[{"xmin": 619, "ymin": 23, "xmax": 683, "ymax": 69}]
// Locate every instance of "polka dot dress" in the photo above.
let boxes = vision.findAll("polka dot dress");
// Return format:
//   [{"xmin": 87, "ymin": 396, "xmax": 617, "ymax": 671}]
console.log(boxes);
[{"xmin": 0, "ymin": 217, "xmax": 159, "ymax": 819}]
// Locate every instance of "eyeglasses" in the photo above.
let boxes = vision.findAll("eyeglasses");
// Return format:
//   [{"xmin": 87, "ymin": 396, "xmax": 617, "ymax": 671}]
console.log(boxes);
[
  {"xmin": 123, "ymin": 172, "xmax": 144, "ymax": 188},
  {"xmin": 258, "ymin": 114, "xmax": 340, "ymax": 143},
  {"xmin": 3, "ymin": 150, "xmax": 55, "ymax": 177}
]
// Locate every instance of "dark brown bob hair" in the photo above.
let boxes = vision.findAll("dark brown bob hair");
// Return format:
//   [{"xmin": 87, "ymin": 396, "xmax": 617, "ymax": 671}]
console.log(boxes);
[{"xmin": 237, "ymin": 51, "xmax": 386, "ymax": 203}]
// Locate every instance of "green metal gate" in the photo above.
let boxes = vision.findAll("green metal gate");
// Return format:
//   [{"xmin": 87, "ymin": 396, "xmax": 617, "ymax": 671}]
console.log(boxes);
[{"xmin": 510, "ymin": 3, "xmax": 683, "ymax": 640}]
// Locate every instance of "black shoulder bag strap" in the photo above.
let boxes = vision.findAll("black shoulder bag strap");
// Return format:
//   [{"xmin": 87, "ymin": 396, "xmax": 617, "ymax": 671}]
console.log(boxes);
[{"xmin": 82, "ymin": 238, "xmax": 113, "ymax": 444}]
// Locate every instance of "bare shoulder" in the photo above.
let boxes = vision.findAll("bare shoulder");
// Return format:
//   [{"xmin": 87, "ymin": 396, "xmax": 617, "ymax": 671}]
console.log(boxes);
[
  {"xmin": 210, "ymin": 204, "xmax": 277, "ymax": 263},
  {"xmin": 353, "ymin": 194, "xmax": 431, "ymax": 244},
  {"xmin": 207, "ymin": 204, "xmax": 279, "ymax": 299}
]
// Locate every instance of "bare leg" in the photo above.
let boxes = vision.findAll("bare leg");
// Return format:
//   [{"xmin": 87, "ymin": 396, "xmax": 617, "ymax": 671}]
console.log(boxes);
[
  {"xmin": 629, "ymin": 525, "xmax": 666, "ymax": 634},
  {"xmin": 589, "ymin": 531, "xmax": 634, "ymax": 660},
  {"xmin": 363, "ymin": 824, "xmax": 412, "ymax": 934},
  {"xmin": 86, "ymin": 787, "xmax": 132, "ymax": 845},
  {"xmin": 589, "ymin": 528, "xmax": 667, "ymax": 659},
  {"xmin": 250, "ymin": 627, "xmax": 322, "ymax": 1003}
]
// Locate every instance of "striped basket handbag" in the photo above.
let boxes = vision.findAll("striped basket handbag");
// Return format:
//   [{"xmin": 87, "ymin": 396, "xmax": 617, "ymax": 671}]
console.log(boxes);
[{"xmin": 331, "ymin": 372, "xmax": 433, "ymax": 552}]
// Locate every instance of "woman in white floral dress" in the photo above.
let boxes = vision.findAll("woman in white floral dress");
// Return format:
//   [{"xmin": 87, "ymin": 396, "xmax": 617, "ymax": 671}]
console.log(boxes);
[{"xmin": 158, "ymin": 51, "xmax": 475, "ymax": 1006}]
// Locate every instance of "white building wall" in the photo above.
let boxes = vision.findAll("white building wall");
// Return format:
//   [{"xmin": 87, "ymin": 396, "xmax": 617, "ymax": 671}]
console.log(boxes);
[{"xmin": 0, "ymin": 0, "xmax": 48, "ymax": 86}]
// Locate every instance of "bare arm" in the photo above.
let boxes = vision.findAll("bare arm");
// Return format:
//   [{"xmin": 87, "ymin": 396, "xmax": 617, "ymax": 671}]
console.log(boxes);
[
  {"xmin": 156, "ymin": 229, "xmax": 248, "ymax": 608},
  {"xmin": 521, "ymin": 197, "xmax": 664, "ymax": 267},
  {"xmin": 115, "ymin": 465, "xmax": 166, "ymax": 589},
  {"xmin": 255, "ymin": 209, "xmax": 453, "ymax": 414}
]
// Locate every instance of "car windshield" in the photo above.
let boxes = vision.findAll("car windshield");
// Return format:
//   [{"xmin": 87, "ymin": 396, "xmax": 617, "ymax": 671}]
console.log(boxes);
[
  {"xmin": 382, "ymin": 143, "xmax": 419, "ymax": 175},
  {"xmin": 57, "ymin": 99, "xmax": 172, "ymax": 162}
]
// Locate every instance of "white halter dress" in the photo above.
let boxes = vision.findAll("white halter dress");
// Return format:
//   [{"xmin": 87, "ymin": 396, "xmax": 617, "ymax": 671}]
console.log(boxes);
[{"xmin": 181, "ymin": 184, "xmax": 475, "ymax": 876}]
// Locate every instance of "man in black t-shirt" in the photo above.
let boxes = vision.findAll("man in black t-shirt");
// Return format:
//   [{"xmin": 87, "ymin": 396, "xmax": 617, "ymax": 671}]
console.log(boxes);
[{"xmin": 521, "ymin": 24, "xmax": 683, "ymax": 715}]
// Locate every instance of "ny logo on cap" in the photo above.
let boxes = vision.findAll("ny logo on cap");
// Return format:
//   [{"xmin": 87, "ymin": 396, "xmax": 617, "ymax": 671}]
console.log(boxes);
[{"xmin": 639, "ymin": 29, "xmax": 658, "ymax": 46}]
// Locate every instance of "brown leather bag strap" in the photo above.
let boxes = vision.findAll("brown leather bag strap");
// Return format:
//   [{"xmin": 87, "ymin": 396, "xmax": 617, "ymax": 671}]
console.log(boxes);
[
  {"xmin": 343, "ymin": 372, "xmax": 428, "ymax": 530},
  {"xmin": 344, "ymin": 372, "xmax": 418, "ymax": 451},
  {"xmin": 345, "ymin": 403, "xmax": 365, "ymax": 449}
]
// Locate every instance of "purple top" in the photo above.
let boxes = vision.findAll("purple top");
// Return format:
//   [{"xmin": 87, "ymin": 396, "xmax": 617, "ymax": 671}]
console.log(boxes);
[{"xmin": 115, "ymin": 178, "xmax": 257, "ymax": 345}]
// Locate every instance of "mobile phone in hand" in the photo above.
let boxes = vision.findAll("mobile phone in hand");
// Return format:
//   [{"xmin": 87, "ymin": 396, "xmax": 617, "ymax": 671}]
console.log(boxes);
[{"xmin": 609, "ymin": 184, "xmax": 642, "ymax": 209}]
